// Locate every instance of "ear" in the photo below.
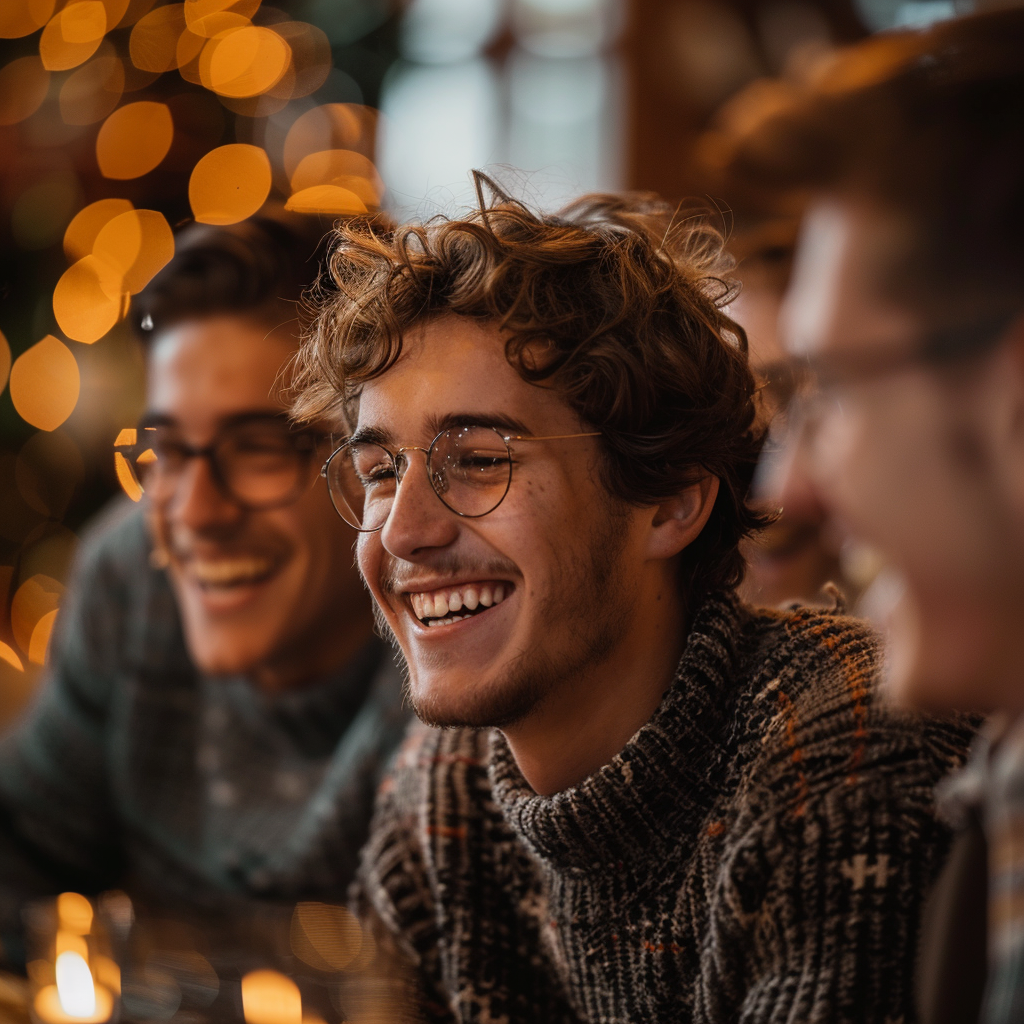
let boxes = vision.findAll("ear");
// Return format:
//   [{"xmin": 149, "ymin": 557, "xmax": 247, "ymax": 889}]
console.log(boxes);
[{"xmin": 645, "ymin": 475, "xmax": 720, "ymax": 560}]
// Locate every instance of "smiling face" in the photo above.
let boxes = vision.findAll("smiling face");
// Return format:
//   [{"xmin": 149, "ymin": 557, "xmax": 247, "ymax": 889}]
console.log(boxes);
[
  {"xmin": 145, "ymin": 316, "xmax": 371, "ymax": 689},
  {"xmin": 776, "ymin": 199, "xmax": 1024, "ymax": 712},
  {"xmin": 353, "ymin": 315, "xmax": 669, "ymax": 730}
]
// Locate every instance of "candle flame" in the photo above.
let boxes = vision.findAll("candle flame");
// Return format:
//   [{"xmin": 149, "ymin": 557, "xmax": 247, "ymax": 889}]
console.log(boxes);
[{"xmin": 55, "ymin": 951, "xmax": 97, "ymax": 1019}]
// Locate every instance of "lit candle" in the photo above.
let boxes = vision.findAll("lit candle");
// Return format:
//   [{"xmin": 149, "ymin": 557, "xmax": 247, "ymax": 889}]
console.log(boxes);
[{"xmin": 33, "ymin": 952, "xmax": 113, "ymax": 1024}]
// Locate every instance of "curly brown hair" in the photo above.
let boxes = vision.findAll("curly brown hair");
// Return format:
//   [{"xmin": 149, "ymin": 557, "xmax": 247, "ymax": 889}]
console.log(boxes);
[{"xmin": 292, "ymin": 174, "xmax": 769, "ymax": 601}]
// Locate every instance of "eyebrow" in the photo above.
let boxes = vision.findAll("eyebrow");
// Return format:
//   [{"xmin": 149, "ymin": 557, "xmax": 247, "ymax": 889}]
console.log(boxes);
[{"xmin": 349, "ymin": 412, "xmax": 534, "ymax": 448}]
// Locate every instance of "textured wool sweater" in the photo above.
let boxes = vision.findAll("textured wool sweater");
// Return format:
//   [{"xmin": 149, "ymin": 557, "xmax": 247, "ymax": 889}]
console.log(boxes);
[{"xmin": 356, "ymin": 590, "xmax": 975, "ymax": 1024}]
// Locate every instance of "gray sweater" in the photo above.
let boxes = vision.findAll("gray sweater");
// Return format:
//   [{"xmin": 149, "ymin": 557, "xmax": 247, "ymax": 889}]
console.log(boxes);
[
  {"xmin": 0, "ymin": 500, "xmax": 409, "ymax": 962},
  {"xmin": 356, "ymin": 591, "xmax": 974, "ymax": 1023}
]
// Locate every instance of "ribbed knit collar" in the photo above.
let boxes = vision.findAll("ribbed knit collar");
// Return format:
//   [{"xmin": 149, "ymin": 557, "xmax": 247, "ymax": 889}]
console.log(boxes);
[{"xmin": 489, "ymin": 589, "xmax": 746, "ymax": 873}]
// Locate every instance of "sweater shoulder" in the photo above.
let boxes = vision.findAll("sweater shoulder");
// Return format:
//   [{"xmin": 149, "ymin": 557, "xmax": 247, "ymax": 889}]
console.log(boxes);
[{"xmin": 736, "ymin": 604, "xmax": 975, "ymax": 802}]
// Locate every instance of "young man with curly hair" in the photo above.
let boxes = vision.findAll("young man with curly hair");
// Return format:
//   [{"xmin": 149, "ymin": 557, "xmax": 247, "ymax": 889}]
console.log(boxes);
[{"xmin": 293, "ymin": 178, "xmax": 973, "ymax": 1024}]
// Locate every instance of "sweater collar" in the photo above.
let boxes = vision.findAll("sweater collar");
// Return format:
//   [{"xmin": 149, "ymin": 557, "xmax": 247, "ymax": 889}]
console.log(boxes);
[{"xmin": 488, "ymin": 589, "xmax": 746, "ymax": 872}]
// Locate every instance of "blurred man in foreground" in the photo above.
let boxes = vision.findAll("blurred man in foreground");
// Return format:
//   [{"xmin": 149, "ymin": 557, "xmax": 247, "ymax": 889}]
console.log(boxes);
[
  {"xmin": 292, "ymin": 176, "xmax": 972, "ymax": 1023},
  {"xmin": 0, "ymin": 215, "xmax": 408, "ymax": 980},
  {"xmin": 730, "ymin": 10, "xmax": 1024, "ymax": 1023}
]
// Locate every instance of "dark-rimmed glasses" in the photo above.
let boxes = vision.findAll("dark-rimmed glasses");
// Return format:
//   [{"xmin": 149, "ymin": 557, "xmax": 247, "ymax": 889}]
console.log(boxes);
[
  {"xmin": 113, "ymin": 413, "xmax": 325, "ymax": 510},
  {"xmin": 321, "ymin": 425, "xmax": 601, "ymax": 532}
]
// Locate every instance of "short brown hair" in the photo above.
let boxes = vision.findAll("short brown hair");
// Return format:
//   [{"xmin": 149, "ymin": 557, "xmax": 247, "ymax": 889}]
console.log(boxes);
[
  {"xmin": 722, "ymin": 9, "xmax": 1024, "ymax": 333},
  {"xmin": 293, "ymin": 175, "xmax": 769, "ymax": 601}
]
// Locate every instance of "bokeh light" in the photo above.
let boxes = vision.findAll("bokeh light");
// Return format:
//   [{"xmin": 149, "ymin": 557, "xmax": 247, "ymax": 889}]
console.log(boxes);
[
  {"xmin": 188, "ymin": 143, "xmax": 271, "ymax": 224},
  {"xmin": 39, "ymin": 2, "xmax": 108, "ymax": 72},
  {"xmin": 285, "ymin": 185, "xmax": 367, "ymax": 215},
  {"xmin": 93, "ymin": 208, "xmax": 174, "ymax": 294},
  {"xmin": 130, "ymin": 4, "xmax": 198, "ymax": 73},
  {"xmin": 0, "ymin": 0, "xmax": 57, "ymax": 39},
  {"xmin": 96, "ymin": 100, "xmax": 173, "ymax": 179},
  {"xmin": 0, "ymin": 56, "xmax": 50, "ymax": 125},
  {"xmin": 282, "ymin": 104, "xmax": 378, "ymax": 179},
  {"xmin": 270, "ymin": 21, "xmax": 331, "ymax": 99},
  {"xmin": 289, "ymin": 148, "xmax": 383, "ymax": 207},
  {"xmin": 53, "ymin": 255, "xmax": 127, "ymax": 343},
  {"xmin": 9, "ymin": 336, "xmax": 81, "ymax": 431},
  {"xmin": 184, "ymin": 0, "xmax": 260, "ymax": 33},
  {"xmin": 57, "ymin": 892, "xmax": 94, "ymax": 934},
  {"xmin": 289, "ymin": 902, "xmax": 362, "ymax": 972},
  {"xmin": 200, "ymin": 25, "xmax": 290, "ymax": 97},
  {"xmin": 0, "ymin": 330, "xmax": 10, "ymax": 395},
  {"xmin": 60, "ymin": 51, "xmax": 125, "ymax": 125},
  {"xmin": 10, "ymin": 573, "xmax": 63, "ymax": 657},
  {"xmin": 63, "ymin": 197, "xmax": 134, "ymax": 261},
  {"xmin": 0, "ymin": 644, "xmax": 23, "ymax": 673},
  {"xmin": 240, "ymin": 970, "xmax": 301, "ymax": 1024}
]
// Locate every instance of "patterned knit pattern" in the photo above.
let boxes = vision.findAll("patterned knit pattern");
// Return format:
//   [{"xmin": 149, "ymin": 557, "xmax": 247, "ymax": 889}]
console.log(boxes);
[{"xmin": 356, "ymin": 590, "xmax": 975, "ymax": 1024}]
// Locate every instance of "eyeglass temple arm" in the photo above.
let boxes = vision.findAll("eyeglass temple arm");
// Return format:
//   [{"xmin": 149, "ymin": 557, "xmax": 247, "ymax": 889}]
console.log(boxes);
[{"xmin": 505, "ymin": 432, "xmax": 601, "ymax": 442}]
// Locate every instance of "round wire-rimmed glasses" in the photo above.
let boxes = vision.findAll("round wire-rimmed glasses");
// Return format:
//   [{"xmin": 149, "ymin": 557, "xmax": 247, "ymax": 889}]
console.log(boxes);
[{"xmin": 321, "ymin": 424, "xmax": 601, "ymax": 532}]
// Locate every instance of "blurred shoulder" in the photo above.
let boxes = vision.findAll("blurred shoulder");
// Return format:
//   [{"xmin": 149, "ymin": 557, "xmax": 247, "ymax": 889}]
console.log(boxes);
[{"xmin": 738, "ymin": 601, "xmax": 975, "ymax": 800}]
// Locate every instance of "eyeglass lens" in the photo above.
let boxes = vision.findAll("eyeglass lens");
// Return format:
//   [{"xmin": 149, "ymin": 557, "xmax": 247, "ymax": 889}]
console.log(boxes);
[
  {"xmin": 121, "ymin": 421, "xmax": 316, "ymax": 508},
  {"xmin": 326, "ymin": 426, "xmax": 513, "ymax": 531}
]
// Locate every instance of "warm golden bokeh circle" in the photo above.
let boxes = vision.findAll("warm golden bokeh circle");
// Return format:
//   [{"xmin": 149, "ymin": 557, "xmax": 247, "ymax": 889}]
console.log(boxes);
[
  {"xmin": 93, "ymin": 208, "xmax": 174, "ymax": 294},
  {"xmin": 9, "ymin": 336, "xmax": 81, "ymax": 432},
  {"xmin": 63, "ymin": 197, "xmax": 134, "ymax": 261},
  {"xmin": 189, "ymin": 143, "xmax": 271, "ymax": 224},
  {"xmin": 53, "ymin": 256, "xmax": 127, "ymax": 343},
  {"xmin": 0, "ymin": 0, "xmax": 57, "ymax": 40},
  {"xmin": 96, "ymin": 99, "xmax": 173, "ymax": 179},
  {"xmin": 0, "ymin": 56, "xmax": 50, "ymax": 125}
]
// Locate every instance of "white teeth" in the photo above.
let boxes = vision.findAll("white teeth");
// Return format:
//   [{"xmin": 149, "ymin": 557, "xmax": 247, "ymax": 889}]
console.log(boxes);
[{"xmin": 409, "ymin": 582, "xmax": 511, "ymax": 622}]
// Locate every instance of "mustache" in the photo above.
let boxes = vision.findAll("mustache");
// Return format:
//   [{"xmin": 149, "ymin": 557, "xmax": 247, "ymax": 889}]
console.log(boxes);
[{"xmin": 377, "ymin": 552, "xmax": 520, "ymax": 595}]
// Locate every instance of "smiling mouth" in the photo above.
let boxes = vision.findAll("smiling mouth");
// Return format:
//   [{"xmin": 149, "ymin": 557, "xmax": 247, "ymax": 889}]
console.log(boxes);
[
  {"xmin": 407, "ymin": 581, "xmax": 512, "ymax": 628},
  {"xmin": 185, "ymin": 556, "xmax": 281, "ymax": 590}
]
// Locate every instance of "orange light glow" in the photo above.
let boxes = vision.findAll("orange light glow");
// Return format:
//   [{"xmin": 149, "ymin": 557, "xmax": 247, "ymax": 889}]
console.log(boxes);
[
  {"xmin": 29, "ymin": 610, "xmax": 57, "ymax": 665},
  {"xmin": 0, "ymin": 0, "xmax": 57, "ymax": 39},
  {"xmin": 290, "ymin": 903, "xmax": 362, "ymax": 972},
  {"xmin": 98, "ymin": 0, "xmax": 131, "ymax": 27},
  {"xmin": 10, "ymin": 574, "xmax": 63, "ymax": 655},
  {"xmin": 60, "ymin": 52, "xmax": 125, "ymax": 125},
  {"xmin": 0, "ymin": 329, "xmax": 10, "ymax": 395},
  {"xmin": 53, "ymin": 257, "xmax": 127, "ymax": 343},
  {"xmin": 200, "ymin": 25, "xmax": 290, "ymax": 97},
  {"xmin": 0, "ymin": 643, "xmax": 23, "ymax": 672},
  {"xmin": 114, "ymin": 452, "xmax": 142, "ymax": 502},
  {"xmin": 285, "ymin": 186, "xmax": 367, "ymax": 216},
  {"xmin": 129, "ymin": 3, "xmax": 189, "ymax": 72},
  {"xmin": 54, "ymin": 931, "xmax": 88, "ymax": 959},
  {"xmin": 64, "ymin": 198, "xmax": 134, "ymax": 262},
  {"xmin": 96, "ymin": 100, "xmax": 173, "ymax": 179},
  {"xmin": 93, "ymin": 209, "xmax": 173, "ymax": 294},
  {"xmin": 269, "ymin": 21, "xmax": 330, "ymax": 99},
  {"xmin": 113, "ymin": 427, "xmax": 136, "ymax": 447},
  {"xmin": 58, "ymin": 893, "xmax": 94, "ymax": 934},
  {"xmin": 290, "ymin": 149, "xmax": 383, "ymax": 203},
  {"xmin": 189, "ymin": 143, "xmax": 271, "ymax": 224},
  {"xmin": 183, "ymin": 0, "xmax": 260, "ymax": 31},
  {"xmin": 241, "ymin": 970, "xmax": 302, "ymax": 1024},
  {"xmin": 9, "ymin": 337, "xmax": 81, "ymax": 431},
  {"xmin": 0, "ymin": 56, "xmax": 50, "ymax": 125},
  {"xmin": 39, "ymin": 2, "xmax": 108, "ymax": 72},
  {"xmin": 283, "ymin": 105, "xmax": 378, "ymax": 179}
]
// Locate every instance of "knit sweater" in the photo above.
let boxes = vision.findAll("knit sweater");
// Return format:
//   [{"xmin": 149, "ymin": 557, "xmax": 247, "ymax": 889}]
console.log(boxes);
[{"xmin": 355, "ymin": 591, "xmax": 975, "ymax": 1024}]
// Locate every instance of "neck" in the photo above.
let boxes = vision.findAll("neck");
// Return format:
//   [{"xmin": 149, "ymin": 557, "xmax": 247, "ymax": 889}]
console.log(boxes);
[
  {"xmin": 501, "ymin": 570, "xmax": 687, "ymax": 796},
  {"xmin": 252, "ymin": 603, "xmax": 376, "ymax": 694}
]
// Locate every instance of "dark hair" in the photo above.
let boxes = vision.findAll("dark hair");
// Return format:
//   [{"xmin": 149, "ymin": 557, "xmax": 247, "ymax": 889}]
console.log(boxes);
[
  {"xmin": 293, "ymin": 174, "xmax": 770, "ymax": 602},
  {"xmin": 722, "ymin": 8, "xmax": 1024, "ymax": 332},
  {"xmin": 131, "ymin": 208, "xmax": 334, "ymax": 340}
]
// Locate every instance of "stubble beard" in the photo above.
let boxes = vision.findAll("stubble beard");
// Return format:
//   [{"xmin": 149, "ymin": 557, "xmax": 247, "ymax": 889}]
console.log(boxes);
[{"xmin": 370, "ymin": 505, "xmax": 632, "ymax": 730}]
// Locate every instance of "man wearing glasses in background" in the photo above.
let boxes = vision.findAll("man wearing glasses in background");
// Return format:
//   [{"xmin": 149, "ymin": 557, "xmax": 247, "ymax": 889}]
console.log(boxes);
[
  {"xmin": 725, "ymin": 9, "xmax": 1024, "ymax": 1024},
  {"xmin": 291, "ymin": 176, "xmax": 973, "ymax": 1023},
  {"xmin": 0, "ymin": 214, "xmax": 408, "ymax": 993}
]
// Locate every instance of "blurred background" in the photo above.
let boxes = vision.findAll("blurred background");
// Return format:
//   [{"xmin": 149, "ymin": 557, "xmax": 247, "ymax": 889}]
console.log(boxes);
[{"xmin": 0, "ymin": 0, "xmax": 981, "ymax": 720}]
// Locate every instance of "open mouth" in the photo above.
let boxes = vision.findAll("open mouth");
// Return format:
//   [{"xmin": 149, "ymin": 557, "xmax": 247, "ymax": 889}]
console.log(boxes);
[
  {"xmin": 185, "ymin": 555, "xmax": 280, "ymax": 591},
  {"xmin": 408, "ymin": 581, "xmax": 512, "ymax": 628}
]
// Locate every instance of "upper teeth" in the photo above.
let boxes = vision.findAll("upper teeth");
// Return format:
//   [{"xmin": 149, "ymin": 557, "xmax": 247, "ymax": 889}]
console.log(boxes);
[
  {"xmin": 190, "ymin": 558, "xmax": 274, "ymax": 585},
  {"xmin": 410, "ymin": 582, "xmax": 508, "ymax": 622}
]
